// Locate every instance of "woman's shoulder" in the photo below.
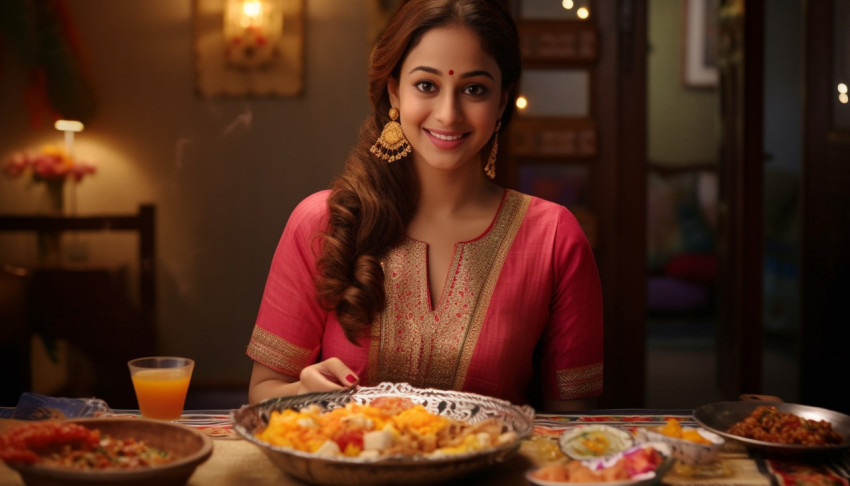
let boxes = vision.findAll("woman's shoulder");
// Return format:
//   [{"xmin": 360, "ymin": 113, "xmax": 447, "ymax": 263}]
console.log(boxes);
[
  {"xmin": 289, "ymin": 189, "xmax": 331, "ymax": 218},
  {"xmin": 294, "ymin": 189, "xmax": 332, "ymax": 213},
  {"xmin": 508, "ymin": 190, "xmax": 587, "ymax": 241},
  {"xmin": 509, "ymin": 189, "xmax": 575, "ymax": 221},
  {"xmin": 285, "ymin": 190, "xmax": 332, "ymax": 232}
]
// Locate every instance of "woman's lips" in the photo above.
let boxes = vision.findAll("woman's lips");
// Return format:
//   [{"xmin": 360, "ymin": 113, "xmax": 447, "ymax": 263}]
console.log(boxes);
[{"xmin": 425, "ymin": 129, "xmax": 467, "ymax": 150}]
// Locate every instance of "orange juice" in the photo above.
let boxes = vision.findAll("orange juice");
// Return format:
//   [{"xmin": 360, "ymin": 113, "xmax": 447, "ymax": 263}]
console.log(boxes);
[{"xmin": 131, "ymin": 368, "xmax": 191, "ymax": 420}]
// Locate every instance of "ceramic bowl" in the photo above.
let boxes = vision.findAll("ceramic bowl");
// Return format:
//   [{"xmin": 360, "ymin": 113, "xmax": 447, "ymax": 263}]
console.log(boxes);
[
  {"xmin": 3, "ymin": 417, "xmax": 213, "ymax": 486},
  {"xmin": 558, "ymin": 425, "xmax": 635, "ymax": 460},
  {"xmin": 636, "ymin": 426, "xmax": 723, "ymax": 465}
]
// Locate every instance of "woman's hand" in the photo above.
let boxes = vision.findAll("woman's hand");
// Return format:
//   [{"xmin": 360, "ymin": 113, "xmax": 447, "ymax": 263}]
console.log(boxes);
[
  {"xmin": 297, "ymin": 357, "xmax": 359, "ymax": 394},
  {"xmin": 249, "ymin": 358, "xmax": 359, "ymax": 404}
]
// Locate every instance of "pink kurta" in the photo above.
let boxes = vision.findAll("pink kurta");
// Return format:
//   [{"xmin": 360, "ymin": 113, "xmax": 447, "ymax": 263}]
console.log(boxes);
[{"xmin": 247, "ymin": 189, "xmax": 603, "ymax": 405}]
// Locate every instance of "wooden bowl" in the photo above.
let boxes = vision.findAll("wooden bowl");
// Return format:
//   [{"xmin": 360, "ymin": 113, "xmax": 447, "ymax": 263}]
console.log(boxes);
[{"xmin": 4, "ymin": 418, "xmax": 213, "ymax": 486}]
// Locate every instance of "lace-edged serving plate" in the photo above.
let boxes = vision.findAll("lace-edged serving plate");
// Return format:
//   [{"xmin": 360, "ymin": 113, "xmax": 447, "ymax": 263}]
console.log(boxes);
[{"xmin": 231, "ymin": 382, "xmax": 535, "ymax": 486}]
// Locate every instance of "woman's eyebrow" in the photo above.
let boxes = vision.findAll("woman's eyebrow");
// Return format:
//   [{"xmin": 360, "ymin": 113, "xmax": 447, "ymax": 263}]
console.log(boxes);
[{"xmin": 408, "ymin": 66, "xmax": 494, "ymax": 80}]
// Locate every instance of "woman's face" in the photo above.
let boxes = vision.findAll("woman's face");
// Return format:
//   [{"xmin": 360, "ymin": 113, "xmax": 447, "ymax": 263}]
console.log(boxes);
[{"xmin": 388, "ymin": 25, "xmax": 507, "ymax": 176}]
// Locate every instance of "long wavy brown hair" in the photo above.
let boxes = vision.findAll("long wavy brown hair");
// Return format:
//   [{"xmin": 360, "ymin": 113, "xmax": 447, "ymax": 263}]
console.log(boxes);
[{"xmin": 316, "ymin": 0, "xmax": 521, "ymax": 343}]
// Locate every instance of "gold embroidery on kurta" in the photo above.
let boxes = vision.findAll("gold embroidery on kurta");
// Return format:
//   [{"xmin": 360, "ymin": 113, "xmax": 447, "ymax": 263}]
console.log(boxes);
[
  {"xmin": 366, "ymin": 191, "xmax": 531, "ymax": 390},
  {"xmin": 556, "ymin": 363, "xmax": 603, "ymax": 400},
  {"xmin": 247, "ymin": 326, "xmax": 313, "ymax": 376}
]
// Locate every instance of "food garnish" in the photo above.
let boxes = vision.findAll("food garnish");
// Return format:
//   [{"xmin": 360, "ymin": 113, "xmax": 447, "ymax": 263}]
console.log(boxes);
[
  {"xmin": 658, "ymin": 418, "xmax": 712, "ymax": 444},
  {"xmin": 254, "ymin": 396, "xmax": 516, "ymax": 459},
  {"xmin": 0, "ymin": 422, "xmax": 175, "ymax": 469},
  {"xmin": 559, "ymin": 425, "xmax": 633, "ymax": 459}
]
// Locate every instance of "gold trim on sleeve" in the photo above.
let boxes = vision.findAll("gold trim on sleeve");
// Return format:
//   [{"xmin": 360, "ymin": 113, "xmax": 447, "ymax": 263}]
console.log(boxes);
[
  {"xmin": 556, "ymin": 363, "xmax": 604, "ymax": 400},
  {"xmin": 247, "ymin": 326, "xmax": 313, "ymax": 377}
]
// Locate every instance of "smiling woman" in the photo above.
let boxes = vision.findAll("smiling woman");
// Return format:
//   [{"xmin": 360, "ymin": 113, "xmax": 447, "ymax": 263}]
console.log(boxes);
[{"xmin": 246, "ymin": 0, "xmax": 603, "ymax": 413}]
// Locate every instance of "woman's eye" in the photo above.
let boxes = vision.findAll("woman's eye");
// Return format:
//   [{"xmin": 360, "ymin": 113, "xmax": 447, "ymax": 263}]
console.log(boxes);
[
  {"xmin": 463, "ymin": 84, "xmax": 488, "ymax": 96},
  {"xmin": 415, "ymin": 81, "xmax": 437, "ymax": 93}
]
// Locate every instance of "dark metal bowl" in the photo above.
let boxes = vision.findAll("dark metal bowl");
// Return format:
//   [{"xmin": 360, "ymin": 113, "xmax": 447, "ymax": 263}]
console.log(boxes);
[
  {"xmin": 231, "ymin": 382, "xmax": 535, "ymax": 486},
  {"xmin": 693, "ymin": 401, "xmax": 850, "ymax": 456}
]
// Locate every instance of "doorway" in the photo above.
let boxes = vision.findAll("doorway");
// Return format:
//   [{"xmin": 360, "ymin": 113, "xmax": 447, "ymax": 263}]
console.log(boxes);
[
  {"xmin": 644, "ymin": 0, "xmax": 724, "ymax": 409},
  {"xmin": 644, "ymin": 0, "xmax": 803, "ymax": 409}
]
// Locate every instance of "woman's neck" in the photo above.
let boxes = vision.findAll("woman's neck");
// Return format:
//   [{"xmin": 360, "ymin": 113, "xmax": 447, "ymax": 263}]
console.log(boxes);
[{"xmin": 414, "ymin": 164, "xmax": 501, "ymax": 219}]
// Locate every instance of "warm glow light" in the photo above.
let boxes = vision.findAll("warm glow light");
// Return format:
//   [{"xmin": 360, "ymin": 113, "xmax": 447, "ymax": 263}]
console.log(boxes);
[
  {"xmin": 242, "ymin": 0, "xmax": 261, "ymax": 18},
  {"xmin": 54, "ymin": 120, "xmax": 84, "ymax": 132},
  {"xmin": 516, "ymin": 95, "xmax": 528, "ymax": 110},
  {"xmin": 224, "ymin": 0, "xmax": 284, "ymax": 68},
  {"xmin": 577, "ymin": 6, "xmax": 590, "ymax": 19},
  {"xmin": 562, "ymin": 0, "xmax": 574, "ymax": 9},
  {"xmin": 840, "ymin": 93, "xmax": 849, "ymax": 104},
  {"xmin": 838, "ymin": 83, "xmax": 848, "ymax": 94},
  {"xmin": 240, "ymin": 0, "xmax": 262, "ymax": 28}
]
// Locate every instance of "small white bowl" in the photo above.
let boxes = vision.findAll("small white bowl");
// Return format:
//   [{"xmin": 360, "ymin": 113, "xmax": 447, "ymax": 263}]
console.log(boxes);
[
  {"xmin": 559, "ymin": 424, "xmax": 635, "ymax": 460},
  {"xmin": 636, "ymin": 426, "xmax": 724, "ymax": 465}
]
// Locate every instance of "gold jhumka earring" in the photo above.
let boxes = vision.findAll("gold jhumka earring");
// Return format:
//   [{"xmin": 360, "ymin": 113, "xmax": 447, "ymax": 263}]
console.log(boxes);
[
  {"xmin": 370, "ymin": 107, "xmax": 412, "ymax": 162},
  {"xmin": 484, "ymin": 120, "xmax": 502, "ymax": 179}
]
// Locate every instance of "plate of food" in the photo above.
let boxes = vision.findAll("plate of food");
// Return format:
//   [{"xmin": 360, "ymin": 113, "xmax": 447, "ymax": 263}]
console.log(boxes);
[
  {"xmin": 693, "ymin": 401, "xmax": 850, "ymax": 456},
  {"xmin": 526, "ymin": 442, "xmax": 673, "ymax": 486},
  {"xmin": 0, "ymin": 418, "xmax": 213, "ymax": 486},
  {"xmin": 231, "ymin": 382, "xmax": 535, "ymax": 486}
]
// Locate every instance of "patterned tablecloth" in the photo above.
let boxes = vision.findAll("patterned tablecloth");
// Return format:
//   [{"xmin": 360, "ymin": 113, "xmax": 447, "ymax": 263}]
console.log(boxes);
[{"xmin": 1, "ymin": 401, "xmax": 849, "ymax": 485}]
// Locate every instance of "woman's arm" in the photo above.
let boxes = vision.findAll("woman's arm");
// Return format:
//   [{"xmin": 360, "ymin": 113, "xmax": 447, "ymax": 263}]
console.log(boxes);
[{"xmin": 248, "ymin": 358, "xmax": 359, "ymax": 404}]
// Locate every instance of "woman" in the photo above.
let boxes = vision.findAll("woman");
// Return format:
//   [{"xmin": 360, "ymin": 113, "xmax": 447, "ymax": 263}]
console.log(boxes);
[{"xmin": 247, "ymin": 0, "xmax": 603, "ymax": 412}]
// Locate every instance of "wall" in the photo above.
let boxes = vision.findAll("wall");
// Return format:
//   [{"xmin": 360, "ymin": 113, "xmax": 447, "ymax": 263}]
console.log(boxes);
[
  {"xmin": 0, "ymin": 1, "xmax": 373, "ymax": 390},
  {"xmin": 648, "ymin": 0, "xmax": 718, "ymax": 166}
]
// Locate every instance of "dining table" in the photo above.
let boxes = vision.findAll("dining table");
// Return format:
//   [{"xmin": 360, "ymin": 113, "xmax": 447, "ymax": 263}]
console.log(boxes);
[{"xmin": 1, "ymin": 406, "xmax": 848, "ymax": 485}]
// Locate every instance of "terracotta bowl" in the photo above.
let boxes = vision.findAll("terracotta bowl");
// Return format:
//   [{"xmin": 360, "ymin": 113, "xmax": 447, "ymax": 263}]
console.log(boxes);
[{"xmin": 3, "ymin": 418, "xmax": 213, "ymax": 486}]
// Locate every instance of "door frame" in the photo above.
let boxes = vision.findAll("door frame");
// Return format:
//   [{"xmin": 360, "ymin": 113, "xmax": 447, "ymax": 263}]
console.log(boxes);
[{"xmin": 715, "ymin": 0, "xmax": 764, "ymax": 399}]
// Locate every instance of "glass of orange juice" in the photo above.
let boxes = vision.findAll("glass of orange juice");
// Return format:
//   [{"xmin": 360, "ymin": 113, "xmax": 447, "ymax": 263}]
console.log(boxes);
[{"xmin": 128, "ymin": 356, "xmax": 194, "ymax": 420}]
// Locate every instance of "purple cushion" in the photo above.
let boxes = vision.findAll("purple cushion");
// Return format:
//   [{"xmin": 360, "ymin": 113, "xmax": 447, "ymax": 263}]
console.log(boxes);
[{"xmin": 647, "ymin": 276, "xmax": 711, "ymax": 312}]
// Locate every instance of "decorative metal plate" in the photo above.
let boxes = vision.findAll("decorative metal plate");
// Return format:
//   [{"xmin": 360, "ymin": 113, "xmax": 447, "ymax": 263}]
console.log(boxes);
[{"xmin": 231, "ymin": 382, "xmax": 535, "ymax": 486}]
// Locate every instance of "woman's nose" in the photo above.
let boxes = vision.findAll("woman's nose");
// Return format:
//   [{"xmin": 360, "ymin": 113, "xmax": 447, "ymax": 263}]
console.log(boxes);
[{"xmin": 435, "ymin": 94, "xmax": 463, "ymax": 125}]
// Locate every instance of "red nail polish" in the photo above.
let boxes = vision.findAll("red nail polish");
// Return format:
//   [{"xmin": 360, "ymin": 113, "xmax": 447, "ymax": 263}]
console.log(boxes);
[{"xmin": 346, "ymin": 374, "xmax": 357, "ymax": 384}]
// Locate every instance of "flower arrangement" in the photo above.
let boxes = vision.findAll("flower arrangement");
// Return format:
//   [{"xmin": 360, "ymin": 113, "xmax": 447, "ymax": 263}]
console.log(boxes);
[
  {"xmin": 3, "ymin": 145, "xmax": 96, "ymax": 214},
  {"xmin": 4, "ymin": 145, "xmax": 96, "ymax": 183}
]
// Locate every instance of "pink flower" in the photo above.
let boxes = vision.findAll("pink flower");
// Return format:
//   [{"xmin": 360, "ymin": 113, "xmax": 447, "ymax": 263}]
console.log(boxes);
[{"xmin": 3, "ymin": 152, "xmax": 30, "ymax": 177}]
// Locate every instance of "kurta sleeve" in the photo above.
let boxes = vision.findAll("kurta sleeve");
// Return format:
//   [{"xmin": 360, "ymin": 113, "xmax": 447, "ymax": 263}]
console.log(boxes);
[
  {"xmin": 540, "ymin": 206, "xmax": 604, "ymax": 401},
  {"xmin": 246, "ymin": 191, "xmax": 331, "ymax": 377}
]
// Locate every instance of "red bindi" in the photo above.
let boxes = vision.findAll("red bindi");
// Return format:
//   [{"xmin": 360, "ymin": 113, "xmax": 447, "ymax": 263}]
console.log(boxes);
[{"xmin": 448, "ymin": 69, "xmax": 454, "ymax": 75}]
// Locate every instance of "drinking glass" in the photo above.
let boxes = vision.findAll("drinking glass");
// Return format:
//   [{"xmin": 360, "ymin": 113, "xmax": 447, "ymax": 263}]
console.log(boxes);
[{"xmin": 128, "ymin": 356, "xmax": 194, "ymax": 420}]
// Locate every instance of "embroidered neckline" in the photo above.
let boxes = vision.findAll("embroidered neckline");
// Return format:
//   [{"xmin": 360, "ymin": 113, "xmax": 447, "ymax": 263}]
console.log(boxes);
[{"xmin": 366, "ymin": 190, "xmax": 531, "ymax": 391}]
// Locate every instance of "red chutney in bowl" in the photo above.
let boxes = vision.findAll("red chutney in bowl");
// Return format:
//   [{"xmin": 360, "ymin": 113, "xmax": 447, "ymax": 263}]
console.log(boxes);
[{"xmin": 0, "ymin": 421, "xmax": 175, "ymax": 469}]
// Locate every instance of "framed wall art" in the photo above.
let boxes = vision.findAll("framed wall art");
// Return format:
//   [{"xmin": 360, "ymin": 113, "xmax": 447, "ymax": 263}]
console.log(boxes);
[
  {"xmin": 682, "ymin": 0, "xmax": 719, "ymax": 88},
  {"xmin": 194, "ymin": 0, "xmax": 304, "ymax": 97}
]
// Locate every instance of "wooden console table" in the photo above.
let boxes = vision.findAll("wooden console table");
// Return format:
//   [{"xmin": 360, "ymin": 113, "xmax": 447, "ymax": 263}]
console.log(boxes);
[
  {"xmin": 0, "ymin": 204, "xmax": 156, "ymax": 329},
  {"xmin": 0, "ymin": 205, "xmax": 156, "ymax": 407}
]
